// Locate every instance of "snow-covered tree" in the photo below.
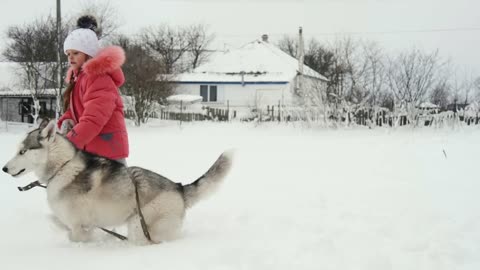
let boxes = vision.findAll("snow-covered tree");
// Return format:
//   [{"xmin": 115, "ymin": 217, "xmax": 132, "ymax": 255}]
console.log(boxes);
[{"xmin": 387, "ymin": 48, "xmax": 443, "ymax": 126}]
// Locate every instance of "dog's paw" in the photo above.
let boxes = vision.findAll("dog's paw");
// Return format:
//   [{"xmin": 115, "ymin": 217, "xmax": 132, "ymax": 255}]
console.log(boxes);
[{"xmin": 68, "ymin": 226, "xmax": 93, "ymax": 242}]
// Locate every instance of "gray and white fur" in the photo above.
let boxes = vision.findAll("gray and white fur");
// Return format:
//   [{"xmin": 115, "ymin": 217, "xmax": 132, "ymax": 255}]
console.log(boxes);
[{"xmin": 2, "ymin": 120, "xmax": 233, "ymax": 244}]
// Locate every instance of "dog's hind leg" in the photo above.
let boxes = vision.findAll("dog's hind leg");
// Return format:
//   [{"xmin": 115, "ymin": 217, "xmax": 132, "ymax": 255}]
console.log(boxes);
[
  {"xmin": 126, "ymin": 215, "xmax": 151, "ymax": 245},
  {"xmin": 68, "ymin": 225, "xmax": 93, "ymax": 242},
  {"xmin": 127, "ymin": 192, "xmax": 186, "ymax": 244},
  {"xmin": 127, "ymin": 214, "xmax": 183, "ymax": 244},
  {"xmin": 149, "ymin": 215, "xmax": 184, "ymax": 243}
]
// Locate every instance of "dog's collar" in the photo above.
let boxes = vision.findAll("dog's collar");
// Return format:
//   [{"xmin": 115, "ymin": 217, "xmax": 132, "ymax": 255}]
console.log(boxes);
[
  {"xmin": 18, "ymin": 159, "xmax": 72, "ymax": 191},
  {"xmin": 18, "ymin": 180, "xmax": 46, "ymax": 191},
  {"xmin": 43, "ymin": 159, "xmax": 72, "ymax": 185}
]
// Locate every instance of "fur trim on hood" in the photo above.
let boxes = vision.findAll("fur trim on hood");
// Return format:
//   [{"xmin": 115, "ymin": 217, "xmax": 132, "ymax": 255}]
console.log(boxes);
[
  {"xmin": 65, "ymin": 46, "xmax": 125, "ymax": 83},
  {"xmin": 83, "ymin": 46, "xmax": 125, "ymax": 76}
]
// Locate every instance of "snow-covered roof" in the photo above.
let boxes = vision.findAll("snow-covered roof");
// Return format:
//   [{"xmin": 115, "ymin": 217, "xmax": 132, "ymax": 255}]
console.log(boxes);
[
  {"xmin": 418, "ymin": 102, "xmax": 439, "ymax": 109},
  {"xmin": 176, "ymin": 72, "xmax": 290, "ymax": 84},
  {"xmin": 166, "ymin": 94, "xmax": 203, "ymax": 104},
  {"xmin": 176, "ymin": 40, "xmax": 328, "ymax": 83},
  {"xmin": 0, "ymin": 88, "xmax": 57, "ymax": 97}
]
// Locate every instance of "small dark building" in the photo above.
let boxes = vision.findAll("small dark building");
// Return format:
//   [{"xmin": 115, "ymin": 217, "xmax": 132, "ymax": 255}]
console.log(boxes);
[
  {"xmin": 0, "ymin": 89, "xmax": 57, "ymax": 123},
  {"xmin": 446, "ymin": 103, "xmax": 469, "ymax": 112}
]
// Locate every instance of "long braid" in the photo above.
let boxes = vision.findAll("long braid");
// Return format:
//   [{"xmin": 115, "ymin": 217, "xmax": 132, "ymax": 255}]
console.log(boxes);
[
  {"xmin": 63, "ymin": 54, "xmax": 91, "ymax": 113},
  {"xmin": 63, "ymin": 71, "xmax": 75, "ymax": 112}
]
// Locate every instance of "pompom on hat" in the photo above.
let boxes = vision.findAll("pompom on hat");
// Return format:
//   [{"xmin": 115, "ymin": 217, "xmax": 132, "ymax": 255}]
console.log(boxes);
[{"xmin": 63, "ymin": 15, "xmax": 100, "ymax": 57}]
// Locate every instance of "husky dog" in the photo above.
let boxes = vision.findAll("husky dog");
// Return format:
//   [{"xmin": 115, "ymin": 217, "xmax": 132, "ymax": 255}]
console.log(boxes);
[{"xmin": 2, "ymin": 119, "xmax": 233, "ymax": 244}]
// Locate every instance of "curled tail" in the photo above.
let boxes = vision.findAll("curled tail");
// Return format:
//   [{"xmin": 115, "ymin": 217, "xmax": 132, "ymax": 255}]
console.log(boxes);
[{"xmin": 183, "ymin": 150, "xmax": 234, "ymax": 208}]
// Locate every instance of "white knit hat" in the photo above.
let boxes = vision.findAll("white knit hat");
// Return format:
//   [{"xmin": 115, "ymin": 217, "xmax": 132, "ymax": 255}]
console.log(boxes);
[{"xmin": 63, "ymin": 28, "xmax": 100, "ymax": 57}]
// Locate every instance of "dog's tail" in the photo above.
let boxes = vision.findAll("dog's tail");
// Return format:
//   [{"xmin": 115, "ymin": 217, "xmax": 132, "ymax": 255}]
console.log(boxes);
[{"xmin": 183, "ymin": 150, "xmax": 234, "ymax": 208}]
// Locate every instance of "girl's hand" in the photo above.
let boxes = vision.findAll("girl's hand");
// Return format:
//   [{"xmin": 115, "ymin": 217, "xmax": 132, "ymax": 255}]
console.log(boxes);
[{"xmin": 60, "ymin": 119, "xmax": 75, "ymax": 135}]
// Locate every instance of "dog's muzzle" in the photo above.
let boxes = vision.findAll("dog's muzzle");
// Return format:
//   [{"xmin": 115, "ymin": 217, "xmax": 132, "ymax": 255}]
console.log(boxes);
[
  {"xmin": 2, "ymin": 166, "xmax": 25, "ymax": 177},
  {"xmin": 12, "ymin": 169, "xmax": 25, "ymax": 177}
]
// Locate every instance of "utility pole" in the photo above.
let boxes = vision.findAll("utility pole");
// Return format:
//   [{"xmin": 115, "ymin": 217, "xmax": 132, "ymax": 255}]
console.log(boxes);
[
  {"xmin": 297, "ymin": 27, "xmax": 304, "ymax": 95},
  {"xmin": 56, "ymin": 0, "xmax": 62, "ymax": 118}
]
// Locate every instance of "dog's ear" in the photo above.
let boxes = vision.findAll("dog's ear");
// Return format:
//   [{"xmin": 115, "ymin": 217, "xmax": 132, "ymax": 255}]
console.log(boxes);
[
  {"xmin": 40, "ymin": 120, "xmax": 57, "ymax": 143},
  {"xmin": 38, "ymin": 117, "xmax": 51, "ymax": 130}
]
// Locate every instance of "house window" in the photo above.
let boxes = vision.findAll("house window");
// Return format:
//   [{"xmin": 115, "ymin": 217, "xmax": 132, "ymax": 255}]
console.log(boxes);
[
  {"xmin": 199, "ymin": 85, "xmax": 218, "ymax": 102},
  {"xmin": 200, "ymin": 85, "xmax": 208, "ymax": 102},
  {"xmin": 210, "ymin": 86, "xmax": 217, "ymax": 102}
]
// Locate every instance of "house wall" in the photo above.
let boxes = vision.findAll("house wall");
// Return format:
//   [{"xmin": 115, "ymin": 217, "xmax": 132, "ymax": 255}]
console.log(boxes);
[
  {"xmin": 290, "ymin": 75, "xmax": 328, "ymax": 107},
  {"xmin": 174, "ymin": 82, "xmax": 294, "ymax": 109},
  {"xmin": 0, "ymin": 97, "xmax": 27, "ymax": 122},
  {"xmin": 303, "ymin": 76, "xmax": 327, "ymax": 94}
]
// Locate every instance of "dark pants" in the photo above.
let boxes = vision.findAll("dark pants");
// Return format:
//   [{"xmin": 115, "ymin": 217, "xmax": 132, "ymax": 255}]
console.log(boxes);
[{"xmin": 115, "ymin": 158, "xmax": 127, "ymax": 166}]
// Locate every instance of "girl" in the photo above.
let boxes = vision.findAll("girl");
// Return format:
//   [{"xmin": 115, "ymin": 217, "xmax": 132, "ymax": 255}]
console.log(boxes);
[{"xmin": 58, "ymin": 16, "xmax": 129, "ymax": 164}]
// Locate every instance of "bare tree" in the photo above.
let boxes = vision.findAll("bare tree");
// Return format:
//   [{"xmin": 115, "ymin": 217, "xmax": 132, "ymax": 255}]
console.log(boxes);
[
  {"xmin": 115, "ymin": 35, "xmax": 174, "ymax": 126},
  {"xmin": 186, "ymin": 24, "xmax": 215, "ymax": 70},
  {"xmin": 304, "ymin": 39, "xmax": 336, "ymax": 78},
  {"xmin": 332, "ymin": 38, "xmax": 386, "ymax": 109},
  {"xmin": 447, "ymin": 67, "xmax": 476, "ymax": 111},
  {"xmin": 473, "ymin": 77, "xmax": 480, "ymax": 103},
  {"xmin": 141, "ymin": 25, "xmax": 191, "ymax": 74},
  {"xmin": 344, "ymin": 40, "xmax": 389, "ymax": 127},
  {"xmin": 430, "ymin": 80, "xmax": 450, "ymax": 109},
  {"xmin": 357, "ymin": 41, "xmax": 387, "ymax": 108},
  {"xmin": 339, "ymin": 38, "xmax": 365, "ymax": 106},
  {"xmin": 378, "ymin": 91, "xmax": 395, "ymax": 111},
  {"xmin": 328, "ymin": 37, "xmax": 387, "ymax": 126},
  {"xmin": 277, "ymin": 35, "xmax": 298, "ymax": 58},
  {"xmin": 2, "ymin": 15, "xmax": 69, "ymax": 122},
  {"xmin": 459, "ymin": 70, "xmax": 475, "ymax": 105},
  {"xmin": 278, "ymin": 36, "xmax": 336, "ymax": 77},
  {"xmin": 387, "ymin": 48, "xmax": 442, "ymax": 124},
  {"xmin": 321, "ymin": 37, "xmax": 358, "ymax": 125},
  {"xmin": 463, "ymin": 77, "xmax": 474, "ymax": 105},
  {"xmin": 278, "ymin": 36, "xmax": 347, "ymax": 123}
]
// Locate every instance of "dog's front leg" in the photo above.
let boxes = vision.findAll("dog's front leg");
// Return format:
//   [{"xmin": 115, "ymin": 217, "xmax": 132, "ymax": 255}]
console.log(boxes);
[{"xmin": 68, "ymin": 225, "xmax": 93, "ymax": 242}]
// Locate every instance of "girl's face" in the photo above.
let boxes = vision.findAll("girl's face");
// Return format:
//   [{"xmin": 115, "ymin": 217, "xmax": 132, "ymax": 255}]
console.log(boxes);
[{"xmin": 66, "ymin": 50, "xmax": 88, "ymax": 70}]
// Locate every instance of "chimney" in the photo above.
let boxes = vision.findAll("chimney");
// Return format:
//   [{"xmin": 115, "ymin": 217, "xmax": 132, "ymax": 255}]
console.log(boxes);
[{"xmin": 261, "ymin": 34, "xmax": 269, "ymax": 42}]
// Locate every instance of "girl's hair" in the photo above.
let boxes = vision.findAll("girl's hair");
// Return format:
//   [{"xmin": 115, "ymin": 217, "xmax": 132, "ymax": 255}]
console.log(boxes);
[
  {"xmin": 63, "ymin": 54, "xmax": 91, "ymax": 112},
  {"xmin": 63, "ymin": 71, "xmax": 75, "ymax": 112}
]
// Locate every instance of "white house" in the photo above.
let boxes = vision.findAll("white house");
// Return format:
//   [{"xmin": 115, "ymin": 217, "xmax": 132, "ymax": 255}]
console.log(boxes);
[{"xmin": 173, "ymin": 35, "xmax": 328, "ymax": 111}]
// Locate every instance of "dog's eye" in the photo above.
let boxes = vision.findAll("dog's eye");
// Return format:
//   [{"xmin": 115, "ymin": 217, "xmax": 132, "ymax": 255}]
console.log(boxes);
[{"xmin": 19, "ymin": 149, "xmax": 27, "ymax": 155}]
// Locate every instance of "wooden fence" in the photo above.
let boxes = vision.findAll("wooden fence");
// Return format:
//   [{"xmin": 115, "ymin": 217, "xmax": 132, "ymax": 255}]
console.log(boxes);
[
  {"xmin": 354, "ymin": 109, "xmax": 480, "ymax": 127},
  {"xmin": 153, "ymin": 103, "xmax": 480, "ymax": 126},
  {"xmin": 254, "ymin": 105, "xmax": 480, "ymax": 127},
  {"xmin": 160, "ymin": 107, "xmax": 236, "ymax": 122}
]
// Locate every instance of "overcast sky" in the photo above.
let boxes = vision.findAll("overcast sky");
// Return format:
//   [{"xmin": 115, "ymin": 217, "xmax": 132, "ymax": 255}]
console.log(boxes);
[{"xmin": 1, "ymin": 0, "xmax": 479, "ymax": 73}]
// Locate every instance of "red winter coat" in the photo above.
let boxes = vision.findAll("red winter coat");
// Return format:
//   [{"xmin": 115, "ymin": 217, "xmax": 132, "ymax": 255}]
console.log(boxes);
[{"xmin": 58, "ymin": 46, "xmax": 129, "ymax": 160}]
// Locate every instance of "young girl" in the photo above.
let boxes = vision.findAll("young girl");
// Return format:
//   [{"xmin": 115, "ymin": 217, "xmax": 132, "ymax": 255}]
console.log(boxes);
[{"xmin": 58, "ymin": 16, "xmax": 129, "ymax": 164}]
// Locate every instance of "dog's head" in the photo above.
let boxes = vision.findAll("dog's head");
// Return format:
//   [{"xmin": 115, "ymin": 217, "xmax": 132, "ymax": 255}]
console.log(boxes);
[{"xmin": 2, "ymin": 118, "xmax": 57, "ymax": 178}]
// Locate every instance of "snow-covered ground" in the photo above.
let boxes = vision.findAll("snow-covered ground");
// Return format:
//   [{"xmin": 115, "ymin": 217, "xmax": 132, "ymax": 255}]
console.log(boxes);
[{"xmin": 1, "ymin": 120, "xmax": 479, "ymax": 270}]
